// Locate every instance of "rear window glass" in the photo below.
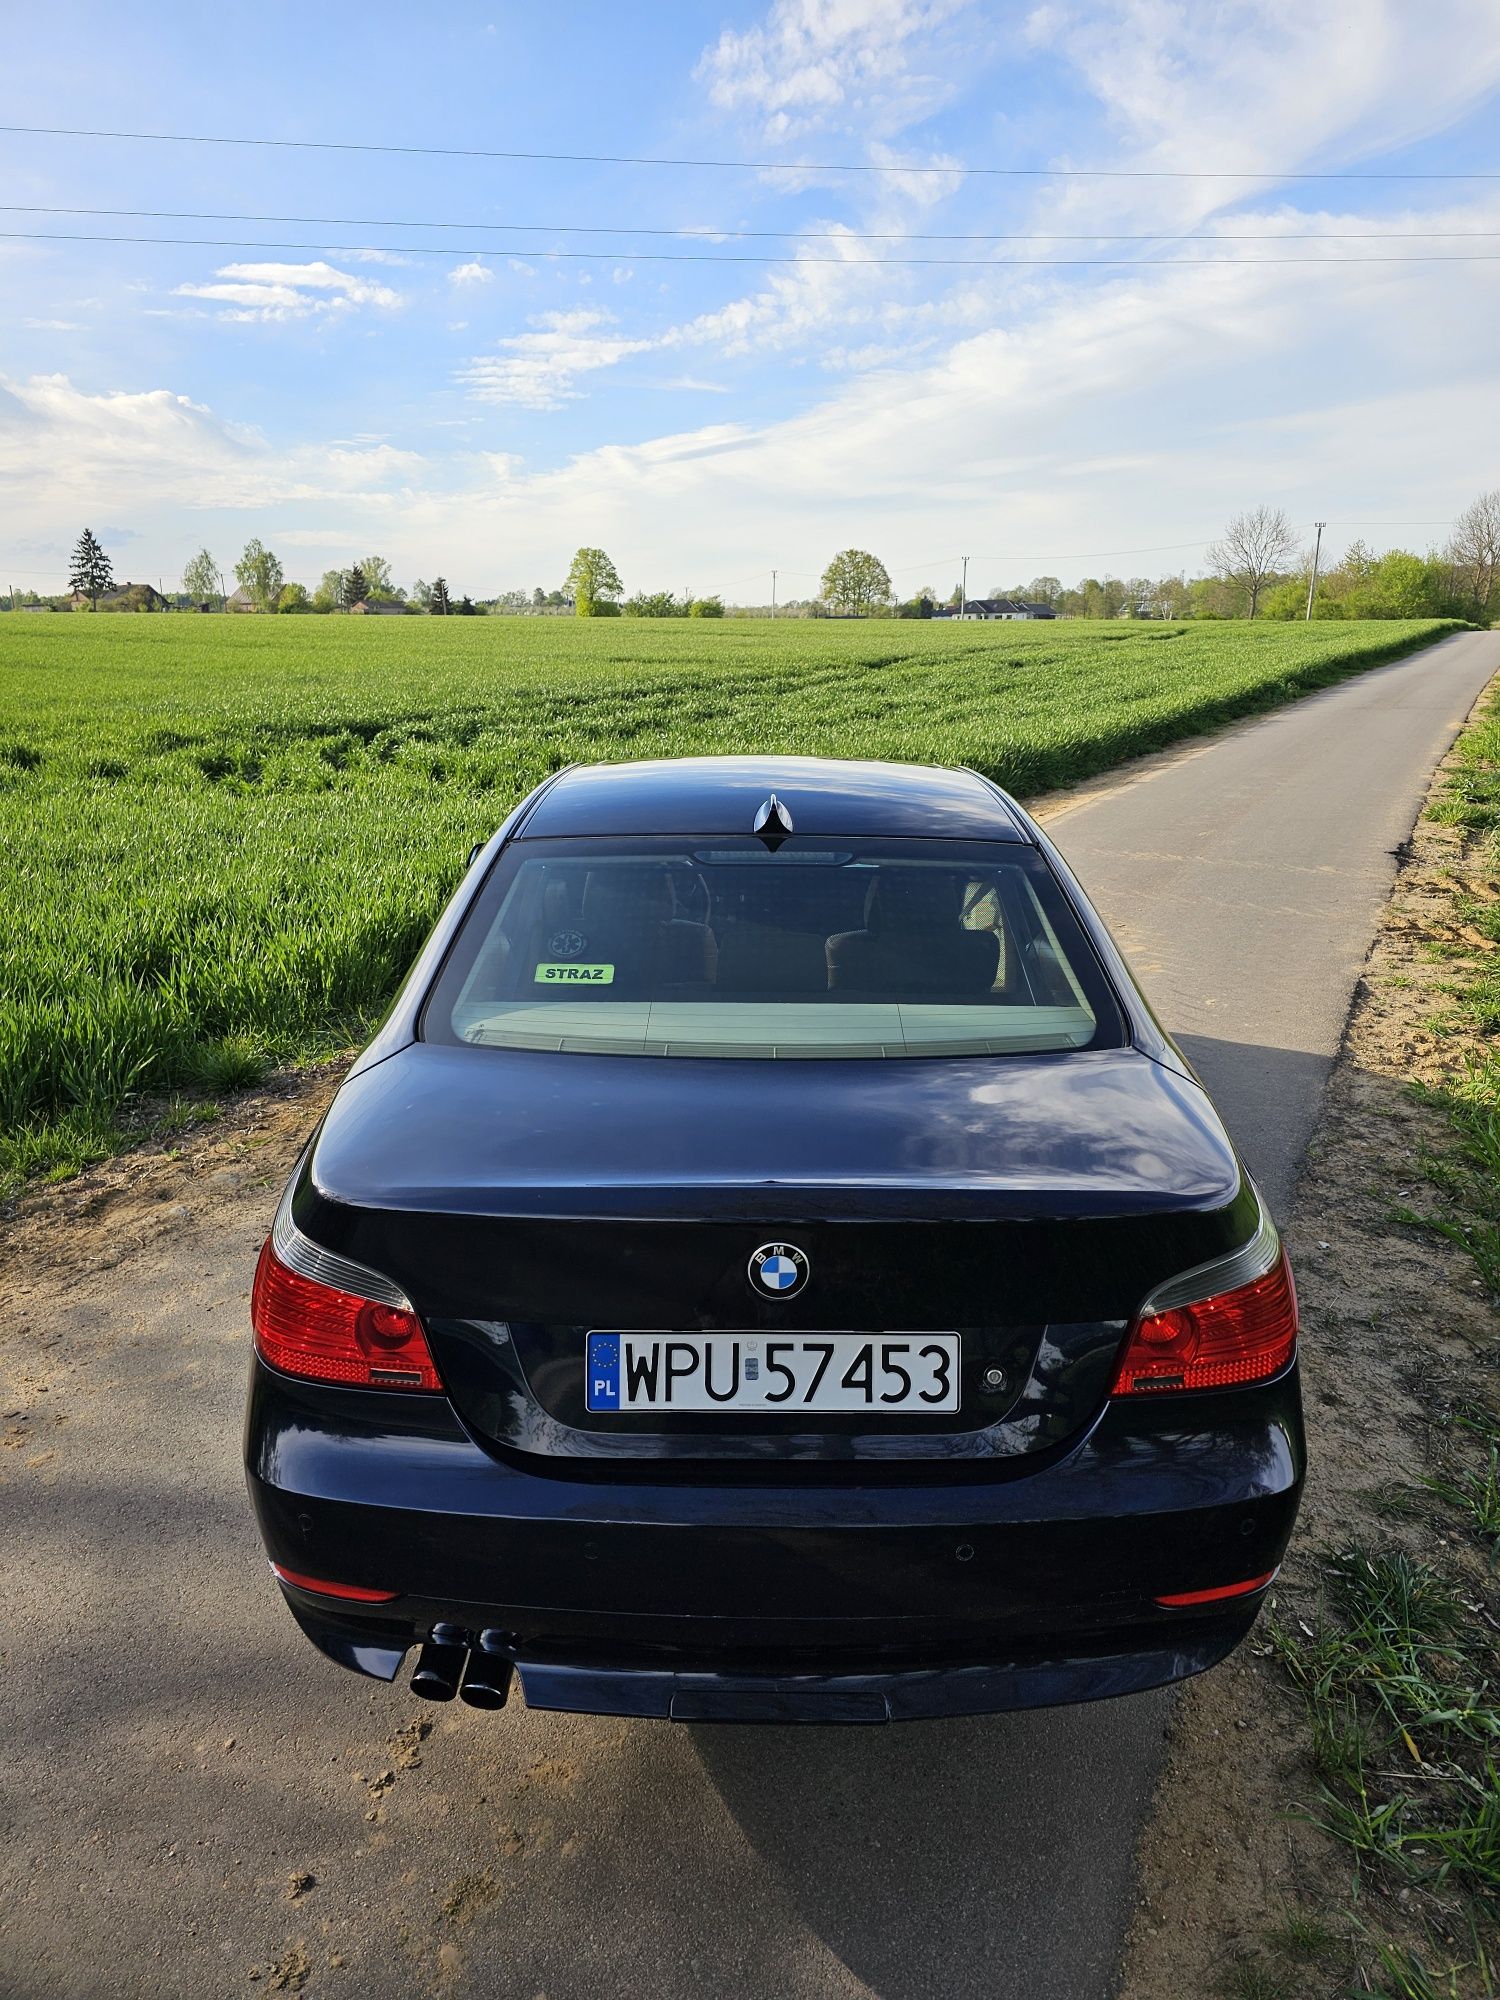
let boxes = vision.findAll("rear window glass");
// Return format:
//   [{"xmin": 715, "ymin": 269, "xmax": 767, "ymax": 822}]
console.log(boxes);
[{"xmin": 422, "ymin": 836, "xmax": 1124, "ymax": 1060}]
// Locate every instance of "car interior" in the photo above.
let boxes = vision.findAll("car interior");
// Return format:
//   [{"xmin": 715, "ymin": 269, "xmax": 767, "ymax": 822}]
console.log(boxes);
[{"xmin": 465, "ymin": 857, "xmax": 1087, "ymax": 1011}]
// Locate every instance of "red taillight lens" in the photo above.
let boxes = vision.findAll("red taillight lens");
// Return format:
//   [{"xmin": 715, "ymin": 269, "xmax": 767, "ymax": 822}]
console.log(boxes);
[
  {"xmin": 271, "ymin": 1563, "xmax": 399, "ymax": 1603},
  {"xmin": 1111, "ymin": 1249, "xmax": 1298, "ymax": 1395},
  {"xmin": 1155, "ymin": 1570, "xmax": 1277, "ymax": 1608},
  {"xmin": 252, "ymin": 1237, "xmax": 442, "ymax": 1391}
]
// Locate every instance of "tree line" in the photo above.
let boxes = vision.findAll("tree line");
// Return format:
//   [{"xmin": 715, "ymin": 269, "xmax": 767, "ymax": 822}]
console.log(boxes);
[
  {"xmin": 989, "ymin": 495, "xmax": 1499, "ymax": 624},
  {"xmin": 14, "ymin": 501, "xmax": 1498, "ymax": 623}
]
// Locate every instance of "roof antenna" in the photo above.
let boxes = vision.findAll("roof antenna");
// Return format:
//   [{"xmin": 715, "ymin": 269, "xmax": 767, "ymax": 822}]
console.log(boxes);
[{"xmin": 753, "ymin": 792, "xmax": 795, "ymax": 848}]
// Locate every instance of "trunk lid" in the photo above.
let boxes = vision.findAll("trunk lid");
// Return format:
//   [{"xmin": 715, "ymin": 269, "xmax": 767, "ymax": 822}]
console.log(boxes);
[{"xmin": 296, "ymin": 1042, "xmax": 1253, "ymax": 1470}]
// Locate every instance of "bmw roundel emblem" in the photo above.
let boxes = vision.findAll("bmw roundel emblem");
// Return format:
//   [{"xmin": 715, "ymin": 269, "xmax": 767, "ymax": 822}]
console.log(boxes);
[{"xmin": 749, "ymin": 1242, "xmax": 809, "ymax": 1299}]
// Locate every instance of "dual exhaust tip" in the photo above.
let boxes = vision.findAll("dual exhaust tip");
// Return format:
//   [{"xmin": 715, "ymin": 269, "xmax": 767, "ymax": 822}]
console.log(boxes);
[{"xmin": 411, "ymin": 1624, "xmax": 514, "ymax": 1710}]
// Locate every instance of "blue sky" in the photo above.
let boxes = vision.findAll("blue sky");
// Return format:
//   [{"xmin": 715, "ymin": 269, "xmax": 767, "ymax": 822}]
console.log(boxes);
[{"xmin": 3, "ymin": 0, "xmax": 1499, "ymax": 600}]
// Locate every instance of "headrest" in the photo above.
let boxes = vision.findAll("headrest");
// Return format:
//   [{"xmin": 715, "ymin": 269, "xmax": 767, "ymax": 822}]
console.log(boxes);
[
  {"xmin": 866, "ymin": 870, "xmax": 966, "ymax": 935},
  {"xmin": 580, "ymin": 868, "xmax": 675, "ymax": 928}
]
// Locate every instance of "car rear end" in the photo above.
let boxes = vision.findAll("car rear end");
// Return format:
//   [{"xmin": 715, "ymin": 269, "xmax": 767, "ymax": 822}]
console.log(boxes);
[{"xmin": 244, "ymin": 759, "xmax": 1304, "ymax": 1722}]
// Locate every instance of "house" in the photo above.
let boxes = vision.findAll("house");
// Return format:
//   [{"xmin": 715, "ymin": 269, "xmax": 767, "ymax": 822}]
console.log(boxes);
[
  {"xmin": 955, "ymin": 598, "xmax": 1032, "ymax": 621},
  {"xmin": 67, "ymin": 581, "xmax": 170, "ymax": 612},
  {"xmin": 940, "ymin": 598, "xmax": 1058, "ymax": 621},
  {"xmin": 225, "ymin": 585, "xmax": 259, "ymax": 612},
  {"xmin": 348, "ymin": 598, "xmax": 406, "ymax": 616}
]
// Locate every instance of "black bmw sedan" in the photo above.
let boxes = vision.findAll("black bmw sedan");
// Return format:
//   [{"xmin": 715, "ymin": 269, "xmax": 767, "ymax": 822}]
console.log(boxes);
[{"xmin": 245, "ymin": 755, "xmax": 1304, "ymax": 1724}]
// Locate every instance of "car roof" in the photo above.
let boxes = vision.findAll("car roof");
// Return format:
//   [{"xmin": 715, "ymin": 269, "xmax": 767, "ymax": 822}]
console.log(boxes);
[{"xmin": 517, "ymin": 756, "xmax": 1031, "ymax": 842}]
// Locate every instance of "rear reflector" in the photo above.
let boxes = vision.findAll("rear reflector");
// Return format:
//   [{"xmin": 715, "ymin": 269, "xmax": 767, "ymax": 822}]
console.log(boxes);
[
  {"xmin": 252, "ymin": 1232, "xmax": 443, "ymax": 1392},
  {"xmin": 271, "ymin": 1563, "xmax": 399, "ymax": 1603},
  {"xmin": 1155, "ymin": 1570, "xmax": 1276, "ymax": 1608},
  {"xmin": 1112, "ymin": 1238, "xmax": 1298, "ymax": 1397}
]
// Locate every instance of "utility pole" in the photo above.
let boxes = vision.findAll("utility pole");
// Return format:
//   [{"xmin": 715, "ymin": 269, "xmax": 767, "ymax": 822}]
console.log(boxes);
[
  {"xmin": 960, "ymin": 556, "xmax": 969, "ymax": 620},
  {"xmin": 1304, "ymin": 522, "xmax": 1325, "ymax": 622},
  {"xmin": 770, "ymin": 569, "xmax": 777, "ymax": 620},
  {"xmin": 217, "ymin": 569, "xmax": 228, "ymax": 614}
]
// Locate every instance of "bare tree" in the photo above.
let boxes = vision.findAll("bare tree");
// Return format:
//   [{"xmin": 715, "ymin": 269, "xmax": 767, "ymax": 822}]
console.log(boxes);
[
  {"xmin": 1447, "ymin": 489, "xmax": 1500, "ymax": 617},
  {"xmin": 1207, "ymin": 506, "xmax": 1299, "ymax": 618}
]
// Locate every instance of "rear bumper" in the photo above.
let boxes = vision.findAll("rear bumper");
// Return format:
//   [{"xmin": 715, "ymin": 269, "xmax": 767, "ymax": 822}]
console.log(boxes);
[{"xmin": 245, "ymin": 1355, "xmax": 1304, "ymax": 1722}]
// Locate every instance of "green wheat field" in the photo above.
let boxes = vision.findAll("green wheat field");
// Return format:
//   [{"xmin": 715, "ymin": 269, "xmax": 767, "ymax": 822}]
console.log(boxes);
[{"xmin": 0, "ymin": 613, "xmax": 1460, "ymax": 1187}]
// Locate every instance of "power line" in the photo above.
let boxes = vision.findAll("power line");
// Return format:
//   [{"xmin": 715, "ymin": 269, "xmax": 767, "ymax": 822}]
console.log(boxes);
[
  {"xmin": 7, "ymin": 203, "xmax": 1500, "ymax": 244},
  {"xmin": 2, "ymin": 120, "xmax": 1498, "ymax": 181},
  {"xmin": 8, "ymin": 229, "xmax": 1500, "ymax": 267}
]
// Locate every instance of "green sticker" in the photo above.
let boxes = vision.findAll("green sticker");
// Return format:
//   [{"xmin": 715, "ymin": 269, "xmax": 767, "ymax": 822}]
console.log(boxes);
[{"xmin": 534, "ymin": 962, "xmax": 615, "ymax": 985}]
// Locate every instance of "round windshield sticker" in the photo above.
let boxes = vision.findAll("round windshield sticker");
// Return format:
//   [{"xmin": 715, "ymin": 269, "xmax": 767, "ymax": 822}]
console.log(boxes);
[
  {"xmin": 748, "ymin": 1242, "xmax": 810, "ymax": 1299},
  {"xmin": 549, "ymin": 930, "xmax": 587, "ymax": 958}
]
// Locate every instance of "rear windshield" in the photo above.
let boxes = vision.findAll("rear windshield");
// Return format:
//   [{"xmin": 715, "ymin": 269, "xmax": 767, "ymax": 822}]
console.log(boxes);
[{"xmin": 423, "ymin": 835, "xmax": 1125, "ymax": 1060}]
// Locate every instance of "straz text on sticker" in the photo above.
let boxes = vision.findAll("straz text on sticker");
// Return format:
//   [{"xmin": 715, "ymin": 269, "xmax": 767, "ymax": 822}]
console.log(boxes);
[{"xmin": 534, "ymin": 962, "xmax": 615, "ymax": 985}]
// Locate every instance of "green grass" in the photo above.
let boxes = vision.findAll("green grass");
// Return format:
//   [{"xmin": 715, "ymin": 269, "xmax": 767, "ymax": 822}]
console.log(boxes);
[
  {"xmin": 1428, "ymin": 690, "xmax": 1500, "ymax": 1039},
  {"xmin": 1402, "ymin": 683, "xmax": 1500, "ymax": 1299},
  {"xmin": 1362, "ymin": 1929, "xmax": 1496, "ymax": 2000},
  {"xmin": 0, "ymin": 612, "xmax": 1461, "ymax": 1189},
  {"xmin": 1271, "ymin": 1548, "xmax": 1500, "ymax": 1926}
]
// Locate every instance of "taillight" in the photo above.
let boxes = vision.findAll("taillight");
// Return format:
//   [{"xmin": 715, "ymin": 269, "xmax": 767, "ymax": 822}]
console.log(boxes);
[
  {"xmin": 1155, "ymin": 1570, "xmax": 1277, "ymax": 1608},
  {"xmin": 271, "ymin": 1563, "xmax": 399, "ymax": 1603},
  {"xmin": 251, "ymin": 1209, "xmax": 442, "ymax": 1392},
  {"xmin": 1112, "ymin": 1209, "xmax": 1297, "ymax": 1396}
]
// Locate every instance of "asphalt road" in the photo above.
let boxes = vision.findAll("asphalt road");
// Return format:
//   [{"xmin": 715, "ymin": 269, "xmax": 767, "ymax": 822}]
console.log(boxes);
[{"xmin": 3, "ymin": 629, "xmax": 1496, "ymax": 2000}]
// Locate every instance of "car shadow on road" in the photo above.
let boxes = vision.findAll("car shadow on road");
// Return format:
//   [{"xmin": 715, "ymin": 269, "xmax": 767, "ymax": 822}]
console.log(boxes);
[
  {"xmin": 1170, "ymin": 1034, "xmax": 1335, "ymax": 1223},
  {"xmin": 692, "ymin": 1693, "xmax": 1172, "ymax": 2000}
]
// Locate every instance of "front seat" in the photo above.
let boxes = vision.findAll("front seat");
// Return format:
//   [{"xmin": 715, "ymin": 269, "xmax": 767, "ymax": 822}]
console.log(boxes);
[
  {"xmin": 577, "ymin": 867, "xmax": 716, "ymax": 995},
  {"xmin": 826, "ymin": 872, "xmax": 999, "ymax": 998}
]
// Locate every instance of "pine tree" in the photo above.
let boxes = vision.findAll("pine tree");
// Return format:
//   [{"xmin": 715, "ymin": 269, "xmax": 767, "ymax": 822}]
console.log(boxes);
[
  {"xmin": 69, "ymin": 528, "xmax": 114, "ymax": 610},
  {"xmin": 430, "ymin": 577, "xmax": 451, "ymax": 615},
  {"xmin": 343, "ymin": 564, "xmax": 368, "ymax": 608}
]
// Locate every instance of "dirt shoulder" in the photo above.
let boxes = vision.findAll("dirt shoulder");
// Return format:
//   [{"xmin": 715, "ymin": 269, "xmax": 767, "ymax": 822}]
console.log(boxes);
[
  {"xmin": 1119, "ymin": 694, "xmax": 1500, "ymax": 2000},
  {"xmin": 0, "ymin": 1056, "xmax": 352, "ymax": 1294}
]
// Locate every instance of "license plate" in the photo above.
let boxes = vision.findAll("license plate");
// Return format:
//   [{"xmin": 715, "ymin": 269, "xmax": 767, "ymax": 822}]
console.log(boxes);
[{"xmin": 584, "ymin": 1332, "xmax": 960, "ymax": 1414}]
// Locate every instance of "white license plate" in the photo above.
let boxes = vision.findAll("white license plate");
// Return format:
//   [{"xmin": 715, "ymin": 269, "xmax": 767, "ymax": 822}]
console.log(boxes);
[{"xmin": 584, "ymin": 1332, "xmax": 960, "ymax": 1414}]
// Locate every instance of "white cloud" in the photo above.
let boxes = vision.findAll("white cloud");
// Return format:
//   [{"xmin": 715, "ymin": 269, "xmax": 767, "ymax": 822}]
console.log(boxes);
[
  {"xmin": 1022, "ymin": 0, "xmax": 1500, "ymax": 233},
  {"xmin": 458, "ymin": 308, "xmax": 656, "ymax": 409},
  {"xmin": 0, "ymin": 373, "xmax": 423, "ymax": 515},
  {"xmin": 173, "ymin": 261, "xmax": 403, "ymax": 323},
  {"xmin": 696, "ymin": 0, "xmax": 977, "ymax": 141},
  {"xmin": 24, "ymin": 318, "xmax": 84, "ymax": 331},
  {"xmin": 455, "ymin": 231, "xmax": 945, "ymax": 412},
  {"xmin": 449, "ymin": 261, "xmax": 494, "ymax": 286},
  {"xmin": 666, "ymin": 232, "xmax": 895, "ymax": 357}
]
